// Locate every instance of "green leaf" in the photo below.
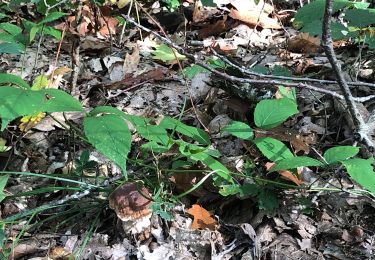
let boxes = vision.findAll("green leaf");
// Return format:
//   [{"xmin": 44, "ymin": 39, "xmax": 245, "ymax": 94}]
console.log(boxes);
[
  {"xmin": 277, "ymin": 86, "xmax": 296, "ymax": 101},
  {"xmin": 43, "ymin": 26, "xmax": 62, "ymax": 39},
  {"xmin": 201, "ymin": 0, "xmax": 216, "ymax": 7},
  {"xmin": 39, "ymin": 12, "xmax": 66, "ymax": 24},
  {"xmin": 29, "ymin": 25, "xmax": 40, "ymax": 42},
  {"xmin": 0, "ymin": 174, "xmax": 9, "ymax": 203},
  {"xmin": 141, "ymin": 141, "xmax": 170, "ymax": 153},
  {"xmin": 254, "ymin": 98, "xmax": 298, "ymax": 129},
  {"xmin": 0, "ymin": 73, "xmax": 30, "ymax": 89},
  {"xmin": 0, "ymin": 42, "xmax": 25, "ymax": 54},
  {"xmin": 159, "ymin": 116, "xmax": 210, "ymax": 145},
  {"xmin": 222, "ymin": 121, "xmax": 254, "ymax": 140},
  {"xmin": 344, "ymin": 9, "xmax": 375, "ymax": 28},
  {"xmin": 254, "ymin": 137, "xmax": 294, "ymax": 162},
  {"xmin": 258, "ymin": 189, "xmax": 278, "ymax": 212},
  {"xmin": 0, "ymin": 32, "xmax": 17, "ymax": 43},
  {"xmin": 183, "ymin": 65, "xmax": 208, "ymax": 79},
  {"xmin": 137, "ymin": 125, "xmax": 169, "ymax": 146},
  {"xmin": 31, "ymin": 75, "xmax": 49, "ymax": 90},
  {"xmin": 342, "ymin": 158, "xmax": 375, "ymax": 194},
  {"xmin": 189, "ymin": 151, "xmax": 233, "ymax": 183},
  {"xmin": 0, "ymin": 87, "xmax": 83, "ymax": 130},
  {"xmin": 83, "ymin": 114, "xmax": 131, "ymax": 175},
  {"xmin": 0, "ymin": 23, "xmax": 22, "ymax": 35},
  {"xmin": 323, "ymin": 146, "xmax": 359, "ymax": 164},
  {"xmin": 293, "ymin": 0, "xmax": 350, "ymax": 29},
  {"xmin": 271, "ymin": 156, "xmax": 323, "ymax": 171},
  {"xmin": 152, "ymin": 44, "xmax": 186, "ymax": 63},
  {"xmin": 0, "ymin": 13, "xmax": 8, "ymax": 19}
]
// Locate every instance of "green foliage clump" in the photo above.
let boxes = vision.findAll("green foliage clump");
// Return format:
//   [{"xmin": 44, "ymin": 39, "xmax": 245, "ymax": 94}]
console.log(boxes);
[{"xmin": 294, "ymin": 0, "xmax": 375, "ymax": 48}]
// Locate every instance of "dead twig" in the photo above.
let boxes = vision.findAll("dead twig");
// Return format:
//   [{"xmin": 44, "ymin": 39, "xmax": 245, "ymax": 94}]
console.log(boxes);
[
  {"xmin": 122, "ymin": 15, "xmax": 375, "ymax": 103},
  {"xmin": 321, "ymin": 0, "xmax": 374, "ymax": 151}
]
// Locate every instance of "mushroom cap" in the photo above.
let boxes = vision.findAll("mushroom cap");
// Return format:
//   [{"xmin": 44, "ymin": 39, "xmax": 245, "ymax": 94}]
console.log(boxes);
[{"xmin": 109, "ymin": 183, "xmax": 152, "ymax": 221}]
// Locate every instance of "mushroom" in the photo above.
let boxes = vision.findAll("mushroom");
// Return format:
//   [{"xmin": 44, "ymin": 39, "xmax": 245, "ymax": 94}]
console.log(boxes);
[{"xmin": 109, "ymin": 182, "xmax": 153, "ymax": 234}]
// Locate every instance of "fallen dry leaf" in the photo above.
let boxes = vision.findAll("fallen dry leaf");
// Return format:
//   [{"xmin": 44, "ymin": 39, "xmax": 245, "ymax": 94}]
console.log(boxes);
[
  {"xmin": 198, "ymin": 18, "xmax": 227, "ymax": 39},
  {"xmin": 187, "ymin": 204, "xmax": 217, "ymax": 230},
  {"xmin": 123, "ymin": 44, "xmax": 140, "ymax": 74},
  {"xmin": 229, "ymin": 9, "xmax": 281, "ymax": 29},
  {"xmin": 287, "ymin": 33, "xmax": 321, "ymax": 54},
  {"xmin": 266, "ymin": 162, "xmax": 304, "ymax": 186}
]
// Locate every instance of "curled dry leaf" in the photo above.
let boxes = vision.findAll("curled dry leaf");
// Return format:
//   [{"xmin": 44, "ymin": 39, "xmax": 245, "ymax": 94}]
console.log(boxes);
[
  {"xmin": 187, "ymin": 204, "xmax": 217, "ymax": 230},
  {"xmin": 265, "ymin": 162, "xmax": 304, "ymax": 186},
  {"xmin": 229, "ymin": 9, "xmax": 281, "ymax": 29}
]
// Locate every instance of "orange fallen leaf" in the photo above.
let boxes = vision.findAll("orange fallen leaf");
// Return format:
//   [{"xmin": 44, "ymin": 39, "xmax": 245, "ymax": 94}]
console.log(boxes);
[
  {"xmin": 187, "ymin": 204, "xmax": 217, "ymax": 230},
  {"xmin": 265, "ymin": 162, "xmax": 304, "ymax": 186}
]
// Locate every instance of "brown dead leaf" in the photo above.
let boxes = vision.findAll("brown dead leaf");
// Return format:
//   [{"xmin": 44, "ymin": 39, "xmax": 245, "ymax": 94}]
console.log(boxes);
[
  {"xmin": 254, "ymin": 127, "xmax": 316, "ymax": 154},
  {"xmin": 49, "ymin": 66, "xmax": 72, "ymax": 89},
  {"xmin": 290, "ymin": 133, "xmax": 316, "ymax": 154},
  {"xmin": 287, "ymin": 33, "xmax": 321, "ymax": 54},
  {"xmin": 187, "ymin": 204, "xmax": 217, "ymax": 230},
  {"xmin": 103, "ymin": 67, "xmax": 167, "ymax": 90},
  {"xmin": 123, "ymin": 44, "xmax": 140, "ymax": 74},
  {"xmin": 265, "ymin": 162, "xmax": 304, "ymax": 186},
  {"xmin": 229, "ymin": 9, "xmax": 281, "ymax": 29},
  {"xmin": 49, "ymin": 246, "xmax": 72, "ymax": 260},
  {"xmin": 198, "ymin": 16, "xmax": 233, "ymax": 39}
]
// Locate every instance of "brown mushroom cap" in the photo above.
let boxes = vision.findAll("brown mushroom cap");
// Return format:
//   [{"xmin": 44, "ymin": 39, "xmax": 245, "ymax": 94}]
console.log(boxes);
[{"xmin": 109, "ymin": 182, "xmax": 152, "ymax": 221}]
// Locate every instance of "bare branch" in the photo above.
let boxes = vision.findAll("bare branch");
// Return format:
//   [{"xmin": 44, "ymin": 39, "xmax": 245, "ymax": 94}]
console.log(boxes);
[{"xmin": 321, "ymin": 0, "xmax": 374, "ymax": 151}]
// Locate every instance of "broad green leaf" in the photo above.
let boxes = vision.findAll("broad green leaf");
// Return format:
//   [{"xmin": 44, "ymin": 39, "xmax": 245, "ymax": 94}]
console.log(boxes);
[
  {"xmin": 219, "ymin": 184, "xmax": 241, "ymax": 196},
  {"xmin": 271, "ymin": 156, "xmax": 323, "ymax": 171},
  {"xmin": 293, "ymin": 0, "xmax": 350, "ymax": 29},
  {"xmin": 254, "ymin": 137, "xmax": 294, "ymax": 162},
  {"xmin": 342, "ymin": 158, "xmax": 375, "ymax": 194},
  {"xmin": 0, "ymin": 32, "xmax": 16, "ymax": 43},
  {"xmin": 141, "ymin": 141, "xmax": 171, "ymax": 153},
  {"xmin": 258, "ymin": 189, "xmax": 278, "ymax": 212},
  {"xmin": 0, "ymin": 23, "xmax": 22, "ymax": 35},
  {"xmin": 189, "ymin": 151, "xmax": 233, "ymax": 183},
  {"xmin": 0, "ymin": 87, "xmax": 83, "ymax": 130},
  {"xmin": 83, "ymin": 114, "xmax": 131, "ymax": 175},
  {"xmin": 43, "ymin": 26, "xmax": 62, "ymax": 39},
  {"xmin": 0, "ymin": 13, "xmax": 8, "ymax": 19},
  {"xmin": 152, "ymin": 44, "xmax": 186, "ymax": 63},
  {"xmin": 159, "ymin": 116, "xmax": 210, "ymax": 145},
  {"xmin": 183, "ymin": 65, "xmax": 207, "ymax": 79},
  {"xmin": 89, "ymin": 106, "xmax": 150, "ymax": 128},
  {"xmin": 344, "ymin": 9, "xmax": 375, "ymax": 28},
  {"xmin": 323, "ymin": 146, "xmax": 359, "ymax": 164},
  {"xmin": 277, "ymin": 86, "xmax": 296, "ymax": 101},
  {"xmin": 0, "ymin": 42, "xmax": 25, "ymax": 54},
  {"xmin": 254, "ymin": 98, "xmax": 298, "ymax": 129},
  {"xmin": 31, "ymin": 75, "xmax": 49, "ymax": 90},
  {"xmin": 0, "ymin": 174, "xmax": 9, "ymax": 203},
  {"xmin": 272, "ymin": 66, "xmax": 291, "ymax": 77},
  {"xmin": 29, "ymin": 25, "xmax": 40, "ymax": 42},
  {"xmin": 0, "ymin": 73, "xmax": 30, "ymax": 89},
  {"xmin": 222, "ymin": 121, "xmax": 254, "ymax": 140},
  {"xmin": 201, "ymin": 0, "xmax": 216, "ymax": 7},
  {"xmin": 39, "ymin": 12, "xmax": 66, "ymax": 24},
  {"xmin": 137, "ymin": 125, "xmax": 169, "ymax": 146}
]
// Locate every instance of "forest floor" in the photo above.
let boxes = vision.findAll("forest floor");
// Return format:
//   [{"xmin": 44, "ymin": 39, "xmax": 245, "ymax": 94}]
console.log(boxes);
[{"xmin": 1, "ymin": 0, "xmax": 375, "ymax": 259}]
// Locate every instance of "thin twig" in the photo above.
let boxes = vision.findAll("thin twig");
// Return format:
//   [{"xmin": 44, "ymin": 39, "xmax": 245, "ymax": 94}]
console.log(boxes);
[
  {"xmin": 122, "ymin": 15, "xmax": 375, "ymax": 103},
  {"xmin": 321, "ymin": 0, "xmax": 374, "ymax": 151}
]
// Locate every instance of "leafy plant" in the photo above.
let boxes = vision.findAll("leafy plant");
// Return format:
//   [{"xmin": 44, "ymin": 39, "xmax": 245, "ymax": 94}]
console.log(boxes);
[{"xmin": 294, "ymin": 0, "xmax": 375, "ymax": 47}]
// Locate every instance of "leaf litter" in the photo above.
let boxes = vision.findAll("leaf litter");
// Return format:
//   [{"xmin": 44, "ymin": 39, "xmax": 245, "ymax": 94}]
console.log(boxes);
[{"xmin": 1, "ymin": 0, "xmax": 375, "ymax": 259}]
